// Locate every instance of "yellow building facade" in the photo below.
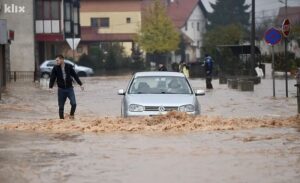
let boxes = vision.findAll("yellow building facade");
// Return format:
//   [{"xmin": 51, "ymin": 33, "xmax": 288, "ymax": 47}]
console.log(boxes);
[
  {"xmin": 81, "ymin": 12, "xmax": 141, "ymax": 34},
  {"xmin": 80, "ymin": 0, "xmax": 142, "ymax": 56}
]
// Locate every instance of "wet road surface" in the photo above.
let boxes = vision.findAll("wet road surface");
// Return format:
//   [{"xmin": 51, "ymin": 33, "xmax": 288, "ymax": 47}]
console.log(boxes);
[
  {"xmin": 0, "ymin": 75, "xmax": 298, "ymax": 122},
  {"xmin": 0, "ymin": 128, "xmax": 299, "ymax": 183},
  {"xmin": 0, "ymin": 69, "xmax": 299, "ymax": 182}
]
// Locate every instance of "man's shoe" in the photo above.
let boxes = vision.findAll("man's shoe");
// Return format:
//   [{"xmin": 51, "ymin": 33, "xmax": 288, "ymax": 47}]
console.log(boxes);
[{"xmin": 69, "ymin": 115, "xmax": 75, "ymax": 120}]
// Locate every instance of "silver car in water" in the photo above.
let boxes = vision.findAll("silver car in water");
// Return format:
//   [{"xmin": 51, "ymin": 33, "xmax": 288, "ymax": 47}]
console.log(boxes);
[
  {"xmin": 40, "ymin": 60, "xmax": 94, "ymax": 78},
  {"xmin": 118, "ymin": 71, "xmax": 205, "ymax": 117}
]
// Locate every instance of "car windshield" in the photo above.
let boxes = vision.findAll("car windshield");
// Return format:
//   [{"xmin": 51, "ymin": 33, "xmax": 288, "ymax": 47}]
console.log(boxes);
[
  {"xmin": 128, "ymin": 76, "xmax": 192, "ymax": 94},
  {"xmin": 46, "ymin": 61, "xmax": 56, "ymax": 67}
]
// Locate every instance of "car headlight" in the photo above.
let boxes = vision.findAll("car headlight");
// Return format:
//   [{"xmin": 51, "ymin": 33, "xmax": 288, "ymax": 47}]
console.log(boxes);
[
  {"xmin": 129, "ymin": 104, "xmax": 144, "ymax": 112},
  {"xmin": 178, "ymin": 104, "xmax": 195, "ymax": 112}
]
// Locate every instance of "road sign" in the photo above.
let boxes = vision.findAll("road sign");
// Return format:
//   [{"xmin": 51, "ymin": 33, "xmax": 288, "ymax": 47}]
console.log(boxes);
[
  {"xmin": 66, "ymin": 38, "xmax": 80, "ymax": 50},
  {"xmin": 282, "ymin": 19, "xmax": 291, "ymax": 37},
  {"xmin": 264, "ymin": 27, "xmax": 282, "ymax": 46}
]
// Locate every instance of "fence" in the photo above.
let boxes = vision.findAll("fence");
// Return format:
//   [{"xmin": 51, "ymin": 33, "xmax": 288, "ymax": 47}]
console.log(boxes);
[{"xmin": 9, "ymin": 71, "xmax": 35, "ymax": 82}]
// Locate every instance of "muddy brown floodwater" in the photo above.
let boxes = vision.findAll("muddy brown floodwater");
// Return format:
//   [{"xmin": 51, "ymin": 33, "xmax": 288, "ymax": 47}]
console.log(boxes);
[
  {"xmin": 0, "ymin": 128, "xmax": 299, "ymax": 183},
  {"xmin": 0, "ymin": 73, "xmax": 300, "ymax": 182}
]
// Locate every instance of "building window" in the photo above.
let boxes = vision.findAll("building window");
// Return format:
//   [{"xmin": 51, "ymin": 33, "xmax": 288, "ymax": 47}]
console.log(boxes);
[
  {"xmin": 36, "ymin": 0, "xmax": 60, "ymax": 20},
  {"xmin": 197, "ymin": 22, "xmax": 200, "ymax": 31},
  {"xmin": 64, "ymin": 0, "xmax": 80, "ymax": 38},
  {"xmin": 126, "ymin": 17, "xmax": 131, "ymax": 24},
  {"xmin": 100, "ymin": 18, "xmax": 109, "ymax": 27},
  {"xmin": 51, "ymin": 1, "xmax": 60, "ymax": 19},
  {"xmin": 185, "ymin": 22, "xmax": 188, "ymax": 31},
  {"xmin": 91, "ymin": 18, "xmax": 110, "ymax": 28}
]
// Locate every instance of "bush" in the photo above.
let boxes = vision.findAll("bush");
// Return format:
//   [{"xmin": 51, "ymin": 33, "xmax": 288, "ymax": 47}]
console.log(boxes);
[
  {"xmin": 105, "ymin": 44, "xmax": 123, "ymax": 70},
  {"xmin": 261, "ymin": 53, "xmax": 300, "ymax": 72},
  {"xmin": 78, "ymin": 53, "xmax": 104, "ymax": 70}
]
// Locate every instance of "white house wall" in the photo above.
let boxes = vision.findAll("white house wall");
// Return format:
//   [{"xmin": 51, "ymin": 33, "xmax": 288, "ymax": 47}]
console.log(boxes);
[
  {"xmin": 180, "ymin": 5, "xmax": 206, "ymax": 60},
  {"xmin": 259, "ymin": 40, "xmax": 300, "ymax": 58},
  {"xmin": 0, "ymin": 0, "xmax": 35, "ymax": 72}
]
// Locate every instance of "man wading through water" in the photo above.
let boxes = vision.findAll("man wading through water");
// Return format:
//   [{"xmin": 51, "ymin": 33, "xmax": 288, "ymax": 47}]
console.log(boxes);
[{"xmin": 49, "ymin": 55, "xmax": 84, "ymax": 119}]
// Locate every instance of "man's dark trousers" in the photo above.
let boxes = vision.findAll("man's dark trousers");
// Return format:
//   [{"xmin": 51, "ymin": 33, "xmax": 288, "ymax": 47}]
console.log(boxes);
[
  {"xmin": 206, "ymin": 77, "xmax": 213, "ymax": 89},
  {"xmin": 58, "ymin": 88, "xmax": 76, "ymax": 119}
]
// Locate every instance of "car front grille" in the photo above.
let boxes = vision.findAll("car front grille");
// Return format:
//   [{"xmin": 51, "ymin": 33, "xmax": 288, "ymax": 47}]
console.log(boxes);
[{"xmin": 144, "ymin": 106, "xmax": 178, "ymax": 112}]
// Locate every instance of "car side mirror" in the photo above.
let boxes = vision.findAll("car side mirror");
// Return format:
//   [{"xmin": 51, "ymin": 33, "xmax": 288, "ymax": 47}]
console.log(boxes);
[
  {"xmin": 118, "ymin": 89, "xmax": 125, "ymax": 95},
  {"xmin": 195, "ymin": 89, "xmax": 205, "ymax": 96}
]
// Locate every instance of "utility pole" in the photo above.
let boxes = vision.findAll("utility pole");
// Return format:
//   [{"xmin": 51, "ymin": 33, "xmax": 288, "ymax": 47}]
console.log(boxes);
[
  {"xmin": 284, "ymin": 0, "xmax": 288, "ymax": 97},
  {"xmin": 251, "ymin": 0, "xmax": 256, "ymax": 74},
  {"xmin": 72, "ymin": 0, "xmax": 75, "ymax": 62}
]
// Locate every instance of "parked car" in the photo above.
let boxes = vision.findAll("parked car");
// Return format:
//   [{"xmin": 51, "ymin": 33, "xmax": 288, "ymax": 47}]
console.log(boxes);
[
  {"xmin": 40, "ymin": 60, "xmax": 94, "ymax": 78},
  {"xmin": 118, "ymin": 71, "xmax": 205, "ymax": 117}
]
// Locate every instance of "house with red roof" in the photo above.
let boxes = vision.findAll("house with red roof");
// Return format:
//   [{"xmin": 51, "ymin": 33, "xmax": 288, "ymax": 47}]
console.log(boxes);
[
  {"xmin": 143, "ymin": 0, "xmax": 207, "ymax": 62},
  {"xmin": 77, "ymin": 0, "xmax": 207, "ymax": 65},
  {"xmin": 166, "ymin": 0, "xmax": 207, "ymax": 62}
]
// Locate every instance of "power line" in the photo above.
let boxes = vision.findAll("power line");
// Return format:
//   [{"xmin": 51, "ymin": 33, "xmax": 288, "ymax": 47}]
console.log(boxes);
[{"xmin": 256, "ymin": 11, "xmax": 300, "ymax": 19}]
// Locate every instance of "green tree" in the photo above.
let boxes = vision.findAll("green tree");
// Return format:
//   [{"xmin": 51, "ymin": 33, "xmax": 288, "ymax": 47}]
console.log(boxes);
[
  {"xmin": 78, "ymin": 45, "xmax": 105, "ymax": 70},
  {"xmin": 175, "ymin": 34, "xmax": 187, "ymax": 62},
  {"xmin": 291, "ymin": 24, "xmax": 300, "ymax": 45},
  {"xmin": 208, "ymin": 0, "xmax": 250, "ymax": 30},
  {"xmin": 105, "ymin": 43, "xmax": 124, "ymax": 70},
  {"xmin": 203, "ymin": 24, "xmax": 245, "ymax": 52},
  {"xmin": 203, "ymin": 24, "xmax": 246, "ymax": 75},
  {"xmin": 136, "ymin": 0, "xmax": 180, "ymax": 63},
  {"xmin": 256, "ymin": 17, "xmax": 275, "ymax": 40}
]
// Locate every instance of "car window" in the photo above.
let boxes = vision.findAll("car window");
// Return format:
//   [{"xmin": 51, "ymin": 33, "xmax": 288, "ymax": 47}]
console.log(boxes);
[
  {"xmin": 46, "ymin": 61, "xmax": 56, "ymax": 67},
  {"xmin": 128, "ymin": 76, "xmax": 192, "ymax": 94}
]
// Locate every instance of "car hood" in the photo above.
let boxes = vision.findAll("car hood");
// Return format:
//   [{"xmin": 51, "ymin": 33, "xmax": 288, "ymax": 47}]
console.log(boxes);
[{"xmin": 125, "ymin": 94, "xmax": 196, "ymax": 106}]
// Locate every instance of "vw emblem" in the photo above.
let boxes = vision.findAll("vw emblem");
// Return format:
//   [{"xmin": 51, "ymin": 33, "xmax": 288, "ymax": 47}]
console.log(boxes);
[{"xmin": 158, "ymin": 106, "xmax": 165, "ymax": 112}]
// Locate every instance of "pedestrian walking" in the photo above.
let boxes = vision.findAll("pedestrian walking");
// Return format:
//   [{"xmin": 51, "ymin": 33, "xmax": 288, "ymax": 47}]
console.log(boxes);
[
  {"xmin": 49, "ymin": 55, "xmax": 84, "ymax": 119},
  {"xmin": 158, "ymin": 63, "xmax": 167, "ymax": 71},
  {"xmin": 179, "ymin": 61, "xmax": 184, "ymax": 73},
  {"xmin": 204, "ymin": 54, "xmax": 213, "ymax": 89},
  {"xmin": 182, "ymin": 63, "xmax": 190, "ymax": 78}
]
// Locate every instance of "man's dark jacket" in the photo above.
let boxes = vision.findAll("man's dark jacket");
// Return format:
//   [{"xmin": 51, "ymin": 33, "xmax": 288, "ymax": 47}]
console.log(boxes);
[{"xmin": 49, "ymin": 63, "xmax": 82, "ymax": 89}]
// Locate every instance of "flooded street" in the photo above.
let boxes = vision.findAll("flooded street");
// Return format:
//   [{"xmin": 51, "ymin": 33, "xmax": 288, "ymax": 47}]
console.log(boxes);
[
  {"xmin": 0, "ymin": 74, "xmax": 299, "ymax": 122},
  {"xmin": 0, "ymin": 128, "xmax": 299, "ymax": 183},
  {"xmin": 0, "ymin": 72, "xmax": 299, "ymax": 182}
]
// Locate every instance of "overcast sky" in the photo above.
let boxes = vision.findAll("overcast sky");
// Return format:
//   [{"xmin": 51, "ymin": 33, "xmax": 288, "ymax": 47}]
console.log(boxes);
[{"xmin": 201, "ymin": 0, "xmax": 300, "ymax": 19}]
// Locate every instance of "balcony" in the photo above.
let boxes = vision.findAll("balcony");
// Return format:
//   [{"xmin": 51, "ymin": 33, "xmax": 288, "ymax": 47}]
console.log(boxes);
[{"xmin": 35, "ymin": 20, "xmax": 61, "ymax": 34}]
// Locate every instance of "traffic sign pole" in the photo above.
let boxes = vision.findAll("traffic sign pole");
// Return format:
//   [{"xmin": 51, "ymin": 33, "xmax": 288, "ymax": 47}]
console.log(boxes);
[
  {"xmin": 282, "ymin": 18, "xmax": 291, "ymax": 98},
  {"xmin": 272, "ymin": 46, "xmax": 276, "ymax": 97},
  {"xmin": 285, "ymin": 37, "xmax": 288, "ymax": 97},
  {"xmin": 264, "ymin": 27, "xmax": 282, "ymax": 97}
]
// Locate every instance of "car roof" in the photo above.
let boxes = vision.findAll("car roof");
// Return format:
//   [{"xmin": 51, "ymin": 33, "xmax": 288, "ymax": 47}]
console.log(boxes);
[
  {"xmin": 44, "ymin": 59, "xmax": 72, "ymax": 62},
  {"xmin": 134, "ymin": 71, "xmax": 185, "ymax": 78},
  {"xmin": 44, "ymin": 60, "xmax": 74, "ymax": 64}
]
